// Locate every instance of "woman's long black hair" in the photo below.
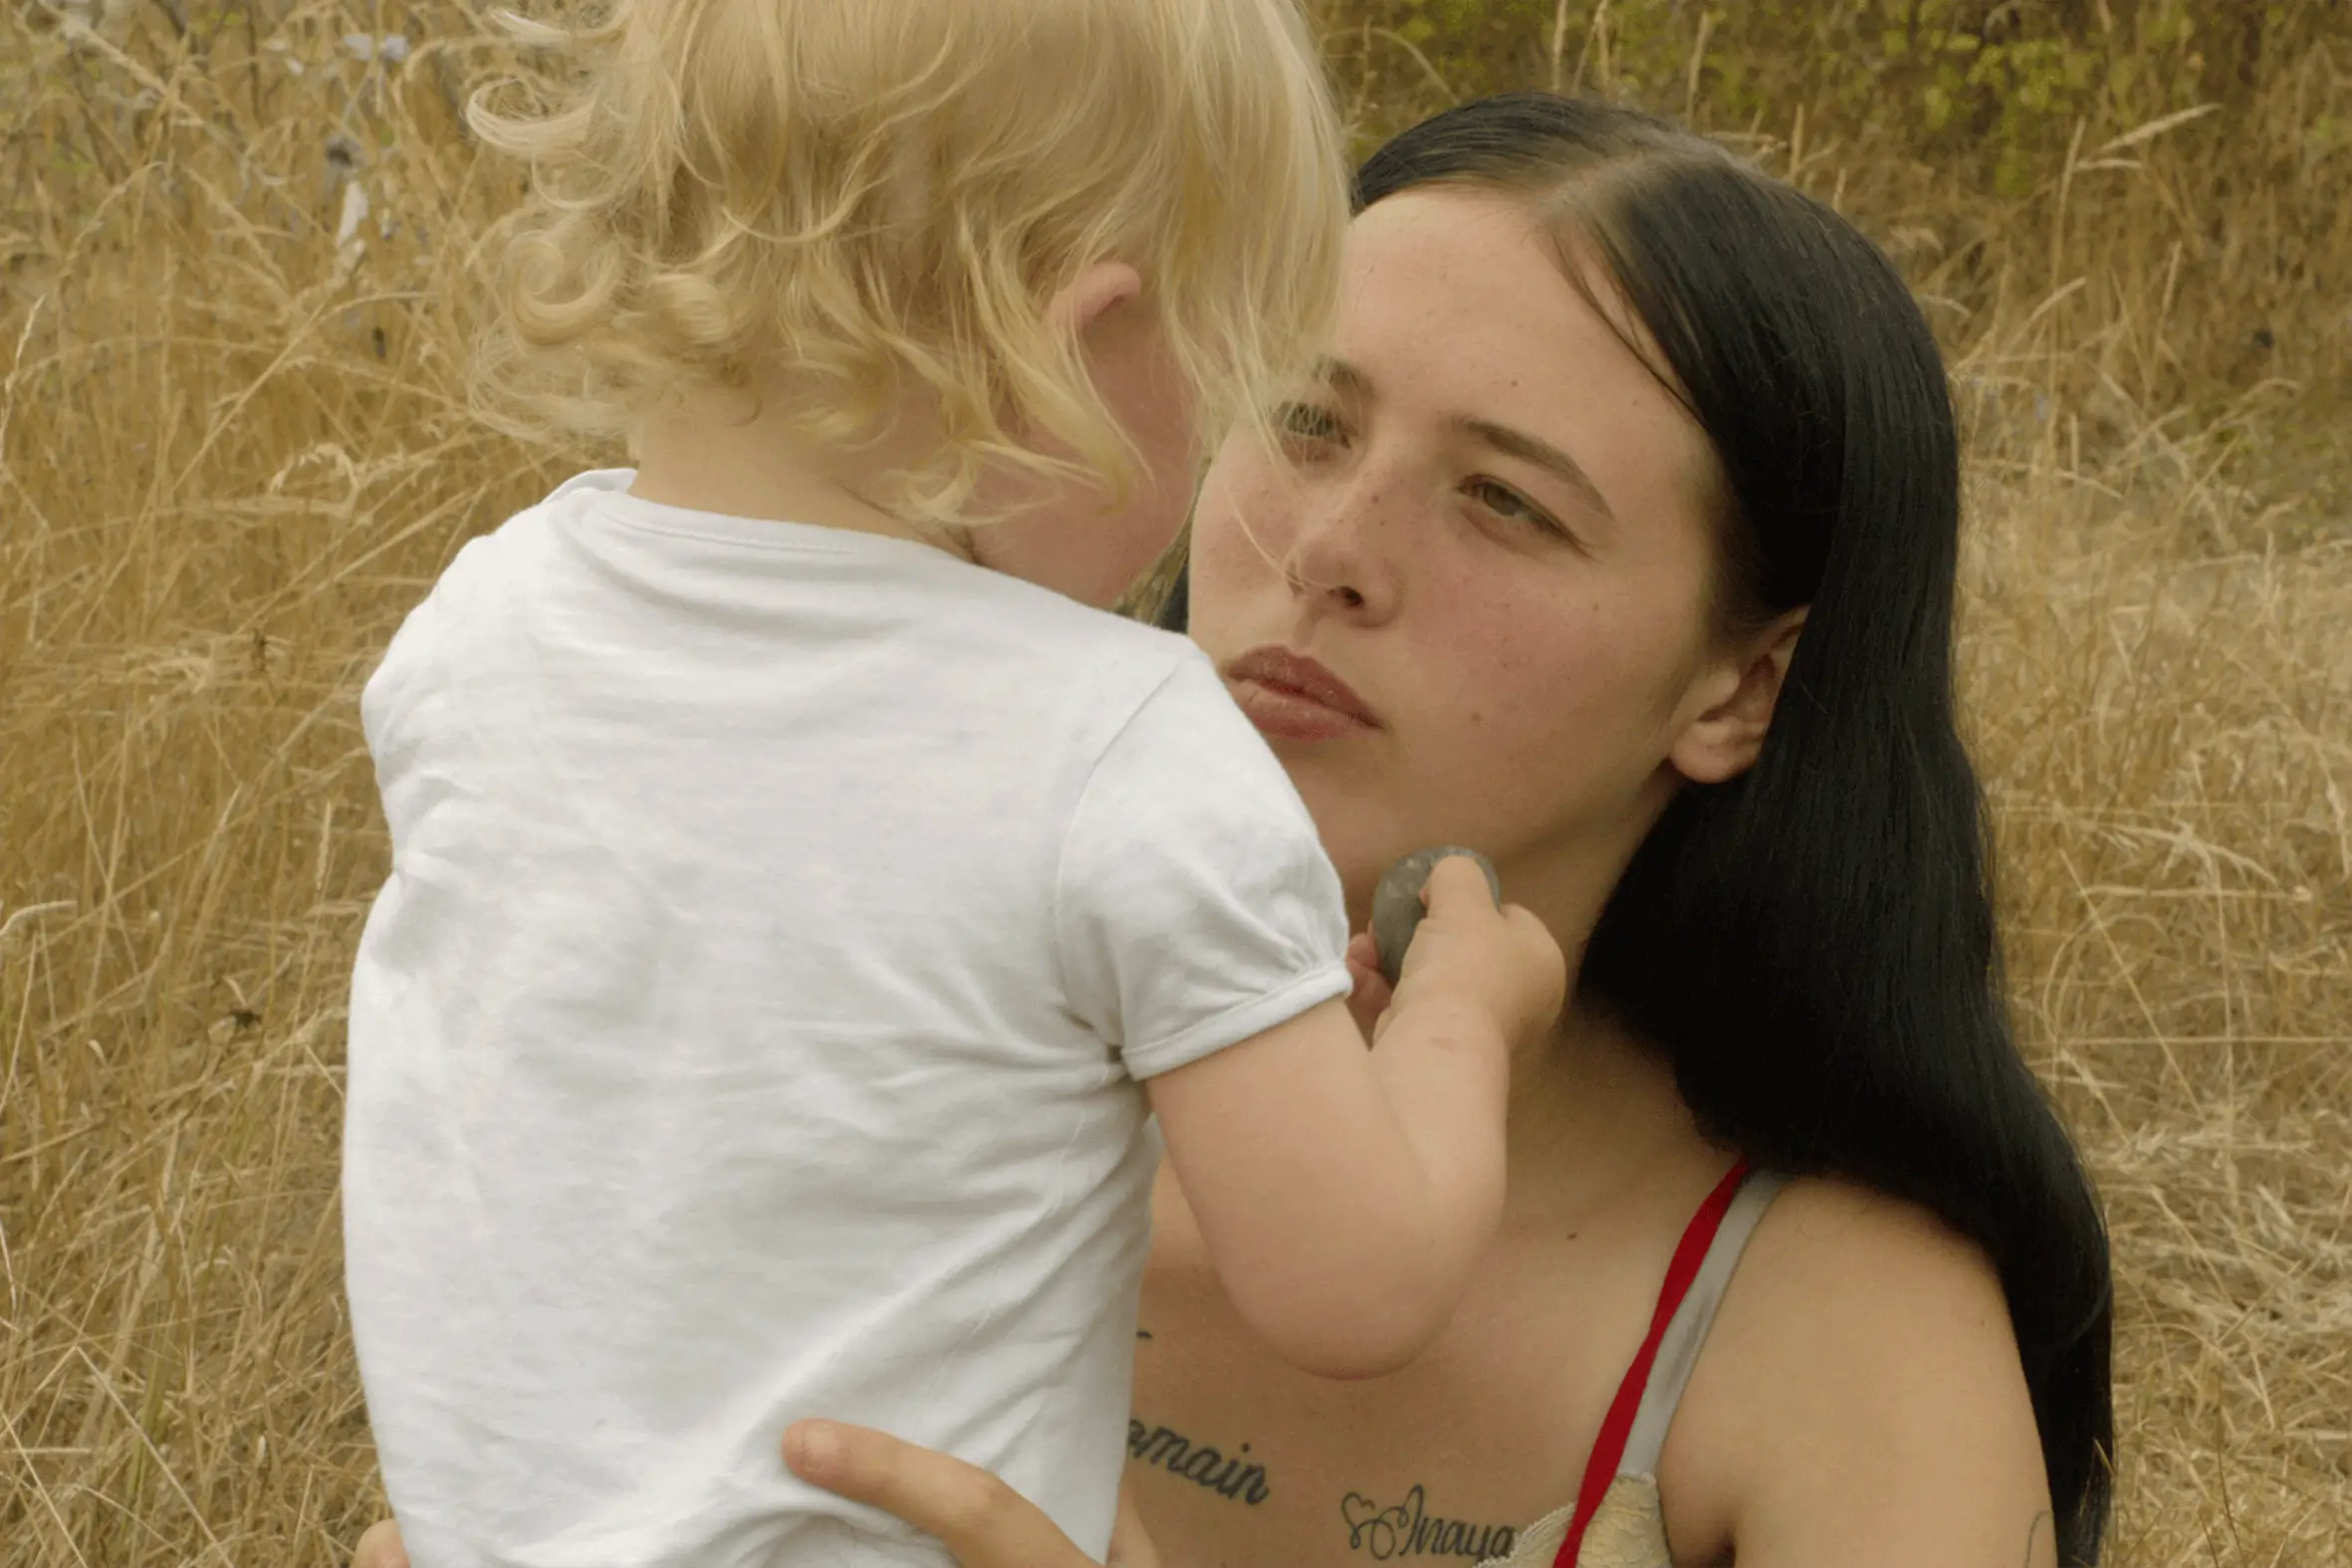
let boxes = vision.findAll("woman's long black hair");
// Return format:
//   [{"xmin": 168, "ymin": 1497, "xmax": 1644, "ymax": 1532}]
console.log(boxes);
[{"xmin": 1165, "ymin": 92, "xmax": 2115, "ymax": 1563}]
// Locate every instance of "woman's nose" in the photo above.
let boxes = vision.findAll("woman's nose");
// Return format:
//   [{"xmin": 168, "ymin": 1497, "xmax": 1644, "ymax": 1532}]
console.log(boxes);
[{"xmin": 1282, "ymin": 469, "xmax": 1405, "ymax": 623}]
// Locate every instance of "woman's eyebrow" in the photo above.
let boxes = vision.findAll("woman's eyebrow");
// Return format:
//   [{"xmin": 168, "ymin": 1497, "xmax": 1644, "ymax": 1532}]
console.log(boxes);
[{"xmin": 1458, "ymin": 417, "xmax": 1616, "ymax": 522}]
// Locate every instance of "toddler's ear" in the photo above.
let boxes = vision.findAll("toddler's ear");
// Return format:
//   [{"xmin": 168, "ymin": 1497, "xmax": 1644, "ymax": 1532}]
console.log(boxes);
[{"xmin": 1048, "ymin": 262, "xmax": 1144, "ymax": 337}]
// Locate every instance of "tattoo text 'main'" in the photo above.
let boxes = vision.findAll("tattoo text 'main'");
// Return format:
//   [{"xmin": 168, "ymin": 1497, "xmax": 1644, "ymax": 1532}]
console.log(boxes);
[{"xmin": 1127, "ymin": 1420, "xmax": 1273, "ymax": 1504}]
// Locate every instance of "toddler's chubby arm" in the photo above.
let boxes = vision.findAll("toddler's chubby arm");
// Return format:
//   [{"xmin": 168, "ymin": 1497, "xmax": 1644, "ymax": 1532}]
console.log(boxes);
[{"xmin": 1144, "ymin": 857, "xmax": 1565, "ymax": 1380}]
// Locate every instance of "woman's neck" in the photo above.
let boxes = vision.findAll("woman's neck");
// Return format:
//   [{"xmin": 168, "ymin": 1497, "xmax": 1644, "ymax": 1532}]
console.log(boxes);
[
  {"xmin": 1470, "ymin": 780, "xmax": 1710, "ymax": 1226},
  {"xmin": 1502, "ymin": 1001, "xmax": 1723, "ymax": 1230}
]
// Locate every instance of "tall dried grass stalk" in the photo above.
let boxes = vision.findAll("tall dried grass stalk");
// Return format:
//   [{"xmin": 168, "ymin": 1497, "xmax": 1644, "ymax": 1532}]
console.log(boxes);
[{"xmin": 2, "ymin": 2, "xmax": 2346, "ymax": 1564}]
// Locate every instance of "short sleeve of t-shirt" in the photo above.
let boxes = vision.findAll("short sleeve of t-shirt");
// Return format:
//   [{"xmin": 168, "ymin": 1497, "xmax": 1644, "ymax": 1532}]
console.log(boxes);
[{"xmin": 1055, "ymin": 652, "xmax": 1353, "ymax": 1080}]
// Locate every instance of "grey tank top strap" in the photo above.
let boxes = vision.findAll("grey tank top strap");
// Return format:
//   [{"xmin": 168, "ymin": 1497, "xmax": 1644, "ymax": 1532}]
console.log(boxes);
[{"xmin": 1617, "ymin": 1170, "xmax": 1789, "ymax": 1478}]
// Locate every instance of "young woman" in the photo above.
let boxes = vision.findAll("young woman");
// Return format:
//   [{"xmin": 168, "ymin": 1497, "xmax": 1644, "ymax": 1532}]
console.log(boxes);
[{"xmin": 354, "ymin": 93, "xmax": 2113, "ymax": 1568}]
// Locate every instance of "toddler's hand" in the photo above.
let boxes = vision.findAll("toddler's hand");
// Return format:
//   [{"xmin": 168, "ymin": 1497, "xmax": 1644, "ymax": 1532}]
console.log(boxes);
[
  {"xmin": 1344, "ymin": 931, "xmax": 1394, "ymax": 1039},
  {"xmin": 1383, "ymin": 855, "xmax": 1565, "ymax": 1050}
]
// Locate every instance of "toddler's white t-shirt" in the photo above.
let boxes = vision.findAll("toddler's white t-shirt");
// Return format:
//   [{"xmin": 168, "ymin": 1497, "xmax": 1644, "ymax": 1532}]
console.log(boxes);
[{"xmin": 344, "ymin": 471, "xmax": 1351, "ymax": 1568}]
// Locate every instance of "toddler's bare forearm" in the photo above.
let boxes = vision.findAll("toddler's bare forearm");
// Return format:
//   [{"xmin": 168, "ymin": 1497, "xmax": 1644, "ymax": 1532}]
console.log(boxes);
[{"xmin": 1149, "ymin": 1000, "xmax": 1512, "ymax": 1379}]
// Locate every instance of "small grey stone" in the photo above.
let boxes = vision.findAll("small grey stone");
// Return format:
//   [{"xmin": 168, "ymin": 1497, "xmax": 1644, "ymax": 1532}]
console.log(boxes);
[{"xmin": 1371, "ymin": 846, "xmax": 1502, "ymax": 987}]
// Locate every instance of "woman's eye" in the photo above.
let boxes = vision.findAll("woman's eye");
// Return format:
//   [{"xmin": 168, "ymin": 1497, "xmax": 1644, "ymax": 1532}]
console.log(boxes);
[
  {"xmin": 1275, "ymin": 401, "xmax": 1345, "ymax": 453},
  {"xmin": 1467, "ymin": 478, "xmax": 1555, "ymax": 532}
]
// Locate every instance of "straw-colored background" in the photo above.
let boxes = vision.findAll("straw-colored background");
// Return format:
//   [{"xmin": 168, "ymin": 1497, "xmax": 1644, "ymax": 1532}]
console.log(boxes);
[{"xmin": 3, "ymin": 1, "xmax": 2346, "ymax": 1563}]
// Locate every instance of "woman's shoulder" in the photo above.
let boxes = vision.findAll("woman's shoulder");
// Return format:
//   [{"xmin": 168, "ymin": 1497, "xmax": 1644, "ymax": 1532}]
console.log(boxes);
[
  {"xmin": 1656, "ymin": 1175, "xmax": 2054, "ymax": 1565},
  {"xmin": 1743, "ymin": 1174, "xmax": 2006, "ymax": 1306},
  {"xmin": 1677, "ymin": 1174, "xmax": 2021, "ymax": 1452},
  {"xmin": 1709, "ymin": 1173, "xmax": 2024, "ymax": 1417}
]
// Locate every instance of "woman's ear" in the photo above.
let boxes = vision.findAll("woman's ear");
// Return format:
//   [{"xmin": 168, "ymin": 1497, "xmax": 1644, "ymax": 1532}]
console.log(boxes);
[{"xmin": 1669, "ymin": 606, "xmax": 1806, "ymax": 784}]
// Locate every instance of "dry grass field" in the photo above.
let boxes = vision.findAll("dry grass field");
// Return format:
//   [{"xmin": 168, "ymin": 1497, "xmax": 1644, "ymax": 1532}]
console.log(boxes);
[{"xmin": 2, "ymin": 1, "xmax": 2347, "ymax": 1564}]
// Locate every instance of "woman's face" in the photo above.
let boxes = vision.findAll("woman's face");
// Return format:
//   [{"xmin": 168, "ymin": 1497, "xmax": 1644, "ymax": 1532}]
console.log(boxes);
[{"xmin": 1188, "ymin": 187, "xmax": 1746, "ymax": 922}]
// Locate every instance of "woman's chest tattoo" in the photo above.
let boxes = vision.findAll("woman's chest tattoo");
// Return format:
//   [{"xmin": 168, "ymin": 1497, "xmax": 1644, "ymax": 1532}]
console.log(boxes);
[
  {"xmin": 1340, "ymin": 1485, "xmax": 1520, "ymax": 1563},
  {"xmin": 1127, "ymin": 1418, "xmax": 1274, "ymax": 1504},
  {"xmin": 1127, "ymin": 1414, "xmax": 1525, "ymax": 1566}
]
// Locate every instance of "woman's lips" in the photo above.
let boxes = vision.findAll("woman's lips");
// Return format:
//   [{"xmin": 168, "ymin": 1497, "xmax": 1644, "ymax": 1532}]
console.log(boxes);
[{"xmin": 1223, "ymin": 647, "xmax": 1380, "ymax": 742}]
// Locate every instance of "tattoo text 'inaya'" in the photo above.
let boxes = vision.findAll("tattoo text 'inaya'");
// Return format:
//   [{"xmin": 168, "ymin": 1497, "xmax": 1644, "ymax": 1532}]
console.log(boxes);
[{"xmin": 1342, "ymin": 1486, "xmax": 1516, "ymax": 1562}]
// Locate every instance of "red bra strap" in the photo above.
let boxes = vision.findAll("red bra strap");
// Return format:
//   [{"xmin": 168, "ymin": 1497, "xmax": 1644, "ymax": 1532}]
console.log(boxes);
[{"xmin": 1552, "ymin": 1160, "xmax": 1752, "ymax": 1568}]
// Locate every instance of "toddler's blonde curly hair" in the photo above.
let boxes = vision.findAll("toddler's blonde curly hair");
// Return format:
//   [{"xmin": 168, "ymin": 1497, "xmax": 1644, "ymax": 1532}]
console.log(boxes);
[{"xmin": 471, "ymin": 0, "xmax": 1349, "ymax": 527}]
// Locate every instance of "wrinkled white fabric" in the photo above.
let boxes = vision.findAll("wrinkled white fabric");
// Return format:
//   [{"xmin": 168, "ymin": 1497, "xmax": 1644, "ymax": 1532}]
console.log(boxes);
[{"xmin": 345, "ymin": 471, "xmax": 1349, "ymax": 1568}]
